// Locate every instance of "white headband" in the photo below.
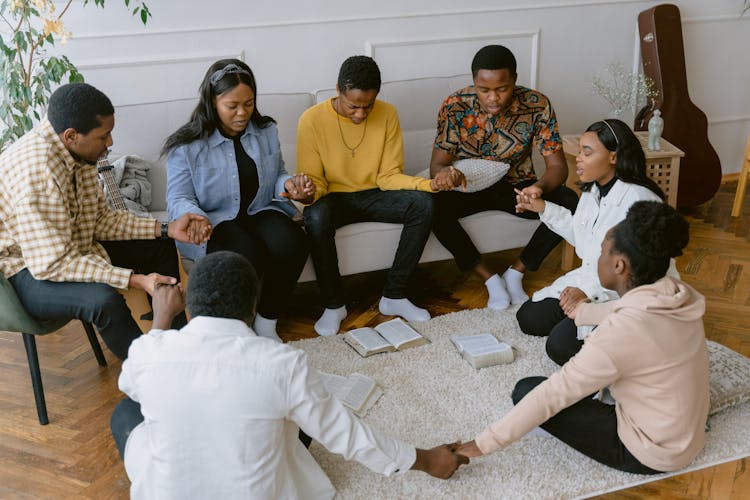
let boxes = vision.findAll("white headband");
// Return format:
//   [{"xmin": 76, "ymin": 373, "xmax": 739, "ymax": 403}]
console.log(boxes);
[{"xmin": 601, "ymin": 120, "xmax": 619, "ymax": 147}]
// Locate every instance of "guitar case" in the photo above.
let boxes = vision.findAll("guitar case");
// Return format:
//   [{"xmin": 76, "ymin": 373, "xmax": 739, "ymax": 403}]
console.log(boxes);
[{"xmin": 634, "ymin": 3, "xmax": 721, "ymax": 208}]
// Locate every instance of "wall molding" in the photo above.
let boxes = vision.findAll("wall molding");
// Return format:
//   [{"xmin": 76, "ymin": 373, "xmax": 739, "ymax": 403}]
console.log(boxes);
[
  {"xmin": 76, "ymin": 50, "xmax": 243, "ymax": 71},
  {"xmin": 708, "ymin": 115, "xmax": 750, "ymax": 125},
  {"xmin": 683, "ymin": 14, "xmax": 750, "ymax": 25},
  {"xmin": 69, "ymin": 0, "xmax": 647, "ymax": 41},
  {"xmin": 365, "ymin": 30, "xmax": 540, "ymax": 86}
]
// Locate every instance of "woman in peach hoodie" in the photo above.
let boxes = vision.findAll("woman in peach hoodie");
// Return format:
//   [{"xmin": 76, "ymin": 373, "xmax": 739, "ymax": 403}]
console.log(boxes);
[{"xmin": 458, "ymin": 201, "xmax": 709, "ymax": 474}]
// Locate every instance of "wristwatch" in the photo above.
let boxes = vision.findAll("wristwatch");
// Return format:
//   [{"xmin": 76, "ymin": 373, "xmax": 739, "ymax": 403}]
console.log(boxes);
[{"xmin": 160, "ymin": 222, "xmax": 169, "ymax": 239}]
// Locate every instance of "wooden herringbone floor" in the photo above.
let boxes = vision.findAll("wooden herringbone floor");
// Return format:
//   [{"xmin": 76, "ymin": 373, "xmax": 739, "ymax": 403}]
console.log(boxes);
[{"xmin": 1, "ymin": 181, "xmax": 748, "ymax": 498}]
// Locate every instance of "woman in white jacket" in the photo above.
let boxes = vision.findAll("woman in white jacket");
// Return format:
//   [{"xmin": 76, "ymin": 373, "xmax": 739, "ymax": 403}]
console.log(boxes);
[{"xmin": 514, "ymin": 119, "xmax": 665, "ymax": 365}]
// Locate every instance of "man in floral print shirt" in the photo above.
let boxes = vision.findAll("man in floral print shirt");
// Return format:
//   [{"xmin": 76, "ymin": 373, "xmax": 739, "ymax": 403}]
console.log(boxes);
[{"xmin": 430, "ymin": 45, "xmax": 578, "ymax": 310}]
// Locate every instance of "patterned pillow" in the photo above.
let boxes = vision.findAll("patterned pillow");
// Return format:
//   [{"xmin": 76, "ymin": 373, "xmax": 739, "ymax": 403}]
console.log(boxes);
[
  {"xmin": 707, "ymin": 340, "xmax": 750, "ymax": 415},
  {"xmin": 452, "ymin": 159, "xmax": 510, "ymax": 193}
]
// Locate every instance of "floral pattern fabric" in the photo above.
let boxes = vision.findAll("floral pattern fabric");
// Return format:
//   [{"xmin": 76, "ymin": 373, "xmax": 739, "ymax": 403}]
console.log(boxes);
[{"xmin": 434, "ymin": 86, "xmax": 562, "ymax": 185}]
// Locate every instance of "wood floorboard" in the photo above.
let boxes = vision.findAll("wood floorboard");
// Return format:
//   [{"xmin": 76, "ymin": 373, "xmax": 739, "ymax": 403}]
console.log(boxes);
[{"xmin": 1, "ymin": 185, "xmax": 748, "ymax": 498}]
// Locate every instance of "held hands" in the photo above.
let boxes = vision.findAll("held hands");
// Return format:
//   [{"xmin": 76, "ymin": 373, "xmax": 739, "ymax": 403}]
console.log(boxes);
[
  {"xmin": 455, "ymin": 439, "xmax": 483, "ymax": 458},
  {"xmin": 281, "ymin": 173, "xmax": 316, "ymax": 204},
  {"xmin": 560, "ymin": 287, "xmax": 589, "ymax": 318},
  {"xmin": 151, "ymin": 282, "xmax": 186, "ymax": 330},
  {"xmin": 431, "ymin": 166, "xmax": 466, "ymax": 192},
  {"xmin": 169, "ymin": 213, "xmax": 212, "ymax": 245},
  {"xmin": 514, "ymin": 185, "xmax": 545, "ymax": 213},
  {"xmin": 128, "ymin": 272, "xmax": 178, "ymax": 297},
  {"xmin": 412, "ymin": 442, "xmax": 470, "ymax": 479}
]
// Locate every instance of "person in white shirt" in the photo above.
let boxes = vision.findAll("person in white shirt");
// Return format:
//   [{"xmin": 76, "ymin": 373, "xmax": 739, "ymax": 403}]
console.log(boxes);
[
  {"xmin": 110, "ymin": 250, "xmax": 467, "ymax": 499},
  {"xmin": 513, "ymin": 119, "xmax": 666, "ymax": 365}
]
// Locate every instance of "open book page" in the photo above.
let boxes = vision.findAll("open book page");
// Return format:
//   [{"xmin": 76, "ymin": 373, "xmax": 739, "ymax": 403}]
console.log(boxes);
[
  {"xmin": 319, "ymin": 372, "xmax": 381, "ymax": 416},
  {"xmin": 374, "ymin": 318, "xmax": 426, "ymax": 349},
  {"xmin": 451, "ymin": 334, "xmax": 514, "ymax": 369},
  {"xmin": 345, "ymin": 327, "xmax": 394, "ymax": 356}
]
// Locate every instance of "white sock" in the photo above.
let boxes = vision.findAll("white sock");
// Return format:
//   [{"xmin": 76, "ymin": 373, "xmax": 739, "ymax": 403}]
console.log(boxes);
[
  {"xmin": 253, "ymin": 314, "xmax": 282, "ymax": 343},
  {"xmin": 379, "ymin": 297, "xmax": 430, "ymax": 322},
  {"xmin": 314, "ymin": 306, "xmax": 347, "ymax": 336},
  {"xmin": 485, "ymin": 274, "xmax": 510, "ymax": 310},
  {"xmin": 502, "ymin": 267, "xmax": 529, "ymax": 305}
]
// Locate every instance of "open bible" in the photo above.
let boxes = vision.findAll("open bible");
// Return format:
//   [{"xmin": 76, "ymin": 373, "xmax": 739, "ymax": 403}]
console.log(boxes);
[
  {"xmin": 342, "ymin": 318, "xmax": 428, "ymax": 357},
  {"xmin": 451, "ymin": 334, "xmax": 514, "ymax": 369},
  {"xmin": 319, "ymin": 372, "xmax": 383, "ymax": 417}
]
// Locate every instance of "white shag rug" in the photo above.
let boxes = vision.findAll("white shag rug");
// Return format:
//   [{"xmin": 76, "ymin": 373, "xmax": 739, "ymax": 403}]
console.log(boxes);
[{"xmin": 292, "ymin": 307, "xmax": 750, "ymax": 499}]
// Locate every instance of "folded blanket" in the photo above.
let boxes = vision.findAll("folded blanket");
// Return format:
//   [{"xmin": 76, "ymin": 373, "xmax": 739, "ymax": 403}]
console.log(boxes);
[{"xmin": 112, "ymin": 155, "xmax": 153, "ymax": 217}]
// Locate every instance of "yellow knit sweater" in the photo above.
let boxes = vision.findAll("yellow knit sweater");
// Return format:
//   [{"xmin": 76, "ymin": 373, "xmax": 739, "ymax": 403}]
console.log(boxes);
[{"xmin": 296, "ymin": 98, "xmax": 434, "ymax": 204}]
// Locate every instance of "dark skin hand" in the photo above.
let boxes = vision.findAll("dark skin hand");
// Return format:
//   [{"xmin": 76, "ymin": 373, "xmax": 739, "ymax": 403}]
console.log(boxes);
[
  {"xmin": 151, "ymin": 283, "xmax": 186, "ymax": 330},
  {"xmin": 411, "ymin": 442, "xmax": 470, "ymax": 479}
]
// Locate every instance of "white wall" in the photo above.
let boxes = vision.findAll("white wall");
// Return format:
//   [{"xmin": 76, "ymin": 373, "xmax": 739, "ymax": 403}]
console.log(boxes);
[{"xmin": 56, "ymin": 0, "xmax": 749, "ymax": 174}]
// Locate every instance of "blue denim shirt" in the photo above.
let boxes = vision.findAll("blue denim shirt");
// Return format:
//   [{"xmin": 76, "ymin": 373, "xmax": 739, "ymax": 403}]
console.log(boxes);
[{"xmin": 166, "ymin": 122, "xmax": 295, "ymax": 261}]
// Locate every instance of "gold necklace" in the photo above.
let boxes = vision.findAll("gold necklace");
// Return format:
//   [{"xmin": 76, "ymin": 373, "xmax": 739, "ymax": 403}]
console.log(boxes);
[{"xmin": 334, "ymin": 97, "xmax": 367, "ymax": 158}]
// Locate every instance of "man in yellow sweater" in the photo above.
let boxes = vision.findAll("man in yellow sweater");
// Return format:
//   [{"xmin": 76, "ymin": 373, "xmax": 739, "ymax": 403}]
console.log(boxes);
[{"xmin": 297, "ymin": 56, "xmax": 440, "ymax": 336}]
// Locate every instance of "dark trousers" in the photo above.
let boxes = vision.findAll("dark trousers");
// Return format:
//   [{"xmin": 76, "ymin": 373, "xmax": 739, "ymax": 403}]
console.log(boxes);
[
  {"xmin": 512, "ymin": 377, "xmax": 661, "ymax": 474},
  {"xmin": 432, "ymin": 179, "xmax": 579, "ymax": 271},
  {"xmin": 206, "ymin": 210, "xmax": 308, "ymax": 319},
  {"xmin": 9, "ymin": 238, "xmax": 184, "ymax": 360},
  {"xmin": 110, "ymin": 397, "xmax": 312, "ymax": 461},
  {"xmin": 516, "ymin": 297, "xmax": 583, "ymax": 366},
  {"xmin": 303, "ymin": 189, "xmax": 434, "ymax": 308}
]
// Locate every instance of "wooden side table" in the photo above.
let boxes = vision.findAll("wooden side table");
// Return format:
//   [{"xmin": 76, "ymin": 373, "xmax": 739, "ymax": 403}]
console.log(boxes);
[
  {"xmin": 558, "ymin": 132, "xmax": 684, "ymax": 270},
  {"xmin": 730, "ymin": 133, "xmax": 750, "ymax": 218}
]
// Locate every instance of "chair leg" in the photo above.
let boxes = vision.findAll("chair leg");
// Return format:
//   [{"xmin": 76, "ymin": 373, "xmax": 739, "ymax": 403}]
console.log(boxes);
[
  {"xmin": 22, "ymin": 333, "xmax": 49, "ymax": 425},
  {"xmin": 81, "ymin": 321, "xmax": 107, "ymax": 367}
]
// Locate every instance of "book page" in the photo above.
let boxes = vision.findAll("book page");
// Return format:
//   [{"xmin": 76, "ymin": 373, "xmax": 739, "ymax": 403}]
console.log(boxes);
[
  {"xmin": 452, "ymin": 334, "xmax": 499, "ymax": 355},
  {"xmin": 374, "ymin": 318, "xmax": 422, "ymax": 349},
  {"xmin": 347, "ymin": 328, "xmax": 392, "ymax": 352},
  {"xmin": 319, "ymin": 372, "xmax": 378, "ymax": 414}
]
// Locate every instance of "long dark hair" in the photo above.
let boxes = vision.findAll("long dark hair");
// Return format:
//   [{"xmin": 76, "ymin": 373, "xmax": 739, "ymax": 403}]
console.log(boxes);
[
  {"xmin": 161, "ymin": 59, "xmax": 275, "ymax": 156},
  {"xmin": 610, "ymin": 201, "xmax": 688, "ymax": 288},
  {"xmin": 579, "ymin": 119, "xmax": 665, "ymax": 200}
]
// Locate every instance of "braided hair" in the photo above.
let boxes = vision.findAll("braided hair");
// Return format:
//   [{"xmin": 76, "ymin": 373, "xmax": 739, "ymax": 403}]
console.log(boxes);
[
  {"xmin": 337, "ymin": 55, "xmax": 381, "ymax": 93},
  {"xmin": 610, "ymin": 201, "xmax": 689, "ymax": 288}
]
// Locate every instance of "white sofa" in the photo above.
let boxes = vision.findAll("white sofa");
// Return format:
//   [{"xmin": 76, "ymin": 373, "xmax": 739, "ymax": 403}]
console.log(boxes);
[{"xmin": 140, "ymin": 74, "xmax": 542, "ymax": 281}]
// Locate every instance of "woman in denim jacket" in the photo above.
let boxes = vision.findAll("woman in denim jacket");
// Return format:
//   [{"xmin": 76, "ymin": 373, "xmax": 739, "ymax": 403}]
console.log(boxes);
[{"xmin": 164, "ymin": 59, "xmax": 314, "ymax": 341}]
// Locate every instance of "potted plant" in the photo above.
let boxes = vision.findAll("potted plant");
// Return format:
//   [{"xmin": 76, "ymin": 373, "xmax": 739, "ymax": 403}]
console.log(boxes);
[{"xmin": 0, "ymin": 0, "xmax": 151, "ymax": 151}]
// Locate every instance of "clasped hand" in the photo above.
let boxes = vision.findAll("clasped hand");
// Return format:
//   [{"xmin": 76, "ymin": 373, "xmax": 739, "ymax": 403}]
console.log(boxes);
[
  {"xmin": 170, "ymin": 213, "xmax": 212, "ymax": 245},
  {"xmin": 431, "ymin": 166, "xmax": 466, "ymax": 192},
  {"xmin": 413, "ymin": 441, "xmax": 470, "ymax": 479},
  {"xmin": 514, "ymin": 185, "xmax": 545, "ymax": 213},
  {"xmin": 281, "ymin": 173, "xmax": 316, "ymax": 204},
  {"xmin": 560, "ymin": 286, "xmax": 588, "ymax": 318}
]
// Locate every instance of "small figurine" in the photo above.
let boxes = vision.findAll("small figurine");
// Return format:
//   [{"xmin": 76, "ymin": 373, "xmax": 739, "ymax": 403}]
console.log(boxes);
[{"xmin": 647, "ymin": 109, "xmax": 664, "ymax": 151}]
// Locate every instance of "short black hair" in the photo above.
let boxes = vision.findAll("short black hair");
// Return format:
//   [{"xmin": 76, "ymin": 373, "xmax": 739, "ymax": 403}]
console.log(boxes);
[
  {"xmin": 186, "ymin": 251, "xmax": 259, "ymax": 321},
  {"xmin": 471, "ymin": 45, "xmax": 517, "ymax": 78},
  {"xmin": 47, "ymin": 83, "xmax": 114, "ymax": 135},
  {"xmin": 610, "ymin": 201, "xmax": 689, "ymax": 288},
  {"xmin": 337, "ymin": 55, "xmax": 381, "ymax": 93}
]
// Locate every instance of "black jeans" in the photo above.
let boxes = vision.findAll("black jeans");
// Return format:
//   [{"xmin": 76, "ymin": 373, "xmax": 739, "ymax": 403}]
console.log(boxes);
[
  {"xmin": 512, "ymin": 377, "xmax": 661, "ymax": 474},
  {"xmin": 110, "ymin": 397, "xmax": 312, "ymax": 461},
  {"xmin": 516, "ymin": 297, "xmax": 583, "ymax": 366},
  {"xmin": 432, "ymin": 179, "xmax": 579, "ymax": 271},
  {"xmin": 206, "ymin": 210, "xmax": 308, "ymax": 319},
  {"xmin": 9, "ymin": 238, "xmax": 185, "ymax": 360},
  {"xmin": 303, "ymin": 189, "xmax": 434, "ymax": 308}
]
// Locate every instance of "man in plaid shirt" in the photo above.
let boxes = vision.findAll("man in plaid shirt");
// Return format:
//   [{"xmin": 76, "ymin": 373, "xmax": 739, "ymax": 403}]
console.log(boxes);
[{"xmin": 0, "ymin": 83, "xmax": 211, "ymax": 359}]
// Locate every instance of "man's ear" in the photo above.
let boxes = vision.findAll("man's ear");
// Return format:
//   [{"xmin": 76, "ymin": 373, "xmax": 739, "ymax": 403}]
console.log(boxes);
[{"xmin": 60, "ymin": 128, "xmax": 78, "ymax": 147}]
